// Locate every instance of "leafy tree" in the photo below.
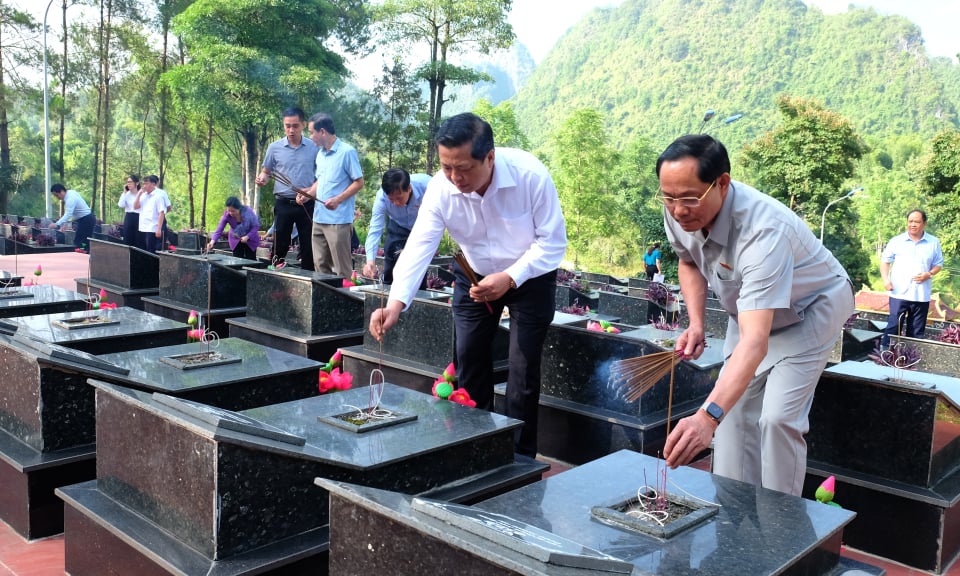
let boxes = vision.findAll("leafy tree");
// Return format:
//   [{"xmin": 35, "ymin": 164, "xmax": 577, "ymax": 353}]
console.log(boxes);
[
  {"xmin": 0, "ymin": 3, "xmax": 38, "ymax": 214},
  {"xmin": 165, "ymin": 0, "xmax": 363, "ymax": 211},
  {"xmin": 374, "ymin": 0, "xmax": 514, "ymax": 172},
  {"xmin": 915, "ymin": 129, "xmax": 960, "ymax": 261},
  {"xmin": 610, "ymin": 135, "xmax": 665, "ymax": 275},
  {"xmin": 472, "ymin": 98, "xmax": 528, "ymax": 150},
  {"xmin": 549, "ymin": 108, "xmax": 619, "ymax": 269},
  {"xmin": 369, "ymin": 57, "xmax": 427, "ymax": 174},
  {"xmin": 741, "ymin": 95, "xmax": 870, "ymax": 285}
]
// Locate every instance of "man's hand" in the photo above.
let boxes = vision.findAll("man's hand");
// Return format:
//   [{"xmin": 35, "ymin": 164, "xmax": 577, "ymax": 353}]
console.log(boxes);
[
  {"xmin": 206, "ymin": 240, "xmax": 214, "ymax": 251},
  {"xmin": 468, "ymin": 272, "xmax": 513, "ymax": 303},
  {"xmin": 362, "ymin": 261, "xmax": 378, "ymax": 279},
  {"xmin": 676, "ymin": 326, "xmax": 707, "ymax": 360},
  {"xmin": 155, "ymin": 230, "xmax": 162, "ymax": 238},
  {"xmin": 369, "ymin": 301, "xmax": 403, "ymax": 341},
  {"xmin": 663, "ymin": 410, "xmax": 717, "ymax": 468},
  {"xmin": 255, "ymin": 172, "xmax": 269, "ymax": 187},
  {"xmin": 324, "ymin": 195, "xmax": 342, "ymax": 210}
]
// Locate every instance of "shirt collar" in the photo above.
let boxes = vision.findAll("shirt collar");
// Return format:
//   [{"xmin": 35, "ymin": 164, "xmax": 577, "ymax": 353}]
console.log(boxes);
[{"xmin": 704, "ymin": 181, "xmax": 736, "ymax": 247}]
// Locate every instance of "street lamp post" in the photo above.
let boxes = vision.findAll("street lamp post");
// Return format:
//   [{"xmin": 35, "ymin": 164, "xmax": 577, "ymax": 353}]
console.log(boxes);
[
  {"xmin": 820, "ymin": 187, "xmax": 865, "ymax": 242},
  {"xmin": 43, "ymin": 0, "xmax": 56, "ymax": 219}
]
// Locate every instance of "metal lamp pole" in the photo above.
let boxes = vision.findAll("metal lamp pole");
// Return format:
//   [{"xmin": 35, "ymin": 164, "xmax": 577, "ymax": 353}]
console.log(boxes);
[
  {"xmin": 820, "ymin": 187, "xmax": 864, "ymax": 242},
  {"xmin": 42, "ymin": 0, "xmax": 57, "ymax": 219}
]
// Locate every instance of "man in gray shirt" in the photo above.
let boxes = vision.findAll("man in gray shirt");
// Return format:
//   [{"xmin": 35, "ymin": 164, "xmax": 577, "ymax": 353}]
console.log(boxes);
[
  {"xmin": 659, "ymin": 134, "xmax": 854, "ymax": 496},
  {"xmin": 257, "ymin": 107, "xmax": 317, "ymax": 270}
]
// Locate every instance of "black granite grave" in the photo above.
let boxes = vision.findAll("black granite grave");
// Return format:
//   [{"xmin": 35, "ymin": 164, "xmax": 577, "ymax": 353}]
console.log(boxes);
[
  {"xmin": 0, "ymin": 333, "xmax": 322, "ymax": 540},
  {"xmin": 319, "ymin": 449, "xmax": 881, "ymax": 576},
  {"xmin": 827, "ymin": 327, "xmax": 883, "ymax": 364},
  {"xmin": 74, "ymin": 238, "xmax": 160, "ymax": 310},
  {"xmin": 4, "ymin": 306, "xmax": 187, "ymax": 354},
  {"xmin": 0, "ymin": 284, "xmax": 88, "ymax": 319},
  {"xmin": 888, "ymin": 334, "xmax": 960, "ymax": 378},
  {"xmin": 0, "ymin": 271, "xmax": 21, "ymax": 288},
  {"xmin": 227, "ymin": 267, "xmax": 364, "ymax": 361},
  {"xmin": 142, "ymin": 251, "xmax": 266, "ymax": 335},
  {"xmin": 495, "ymin": 322, "xmax": 721, "ymax": 465},
  {"xmin": 803, "ymin": 360, "xmax": 960, "ymax": 572},
  {"xmin": 340, "ymin": 289, "xmax": 509, "ymax": 395},
  {"xmin": 57, "ymin": 381, "xmax": 547, "ymax": 576}
]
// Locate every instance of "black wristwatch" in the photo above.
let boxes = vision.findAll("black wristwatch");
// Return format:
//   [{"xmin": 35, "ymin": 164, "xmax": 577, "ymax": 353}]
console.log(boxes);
[{"xmin": 702, "ymin": 401, "xmax": 724, "ymax": 424}]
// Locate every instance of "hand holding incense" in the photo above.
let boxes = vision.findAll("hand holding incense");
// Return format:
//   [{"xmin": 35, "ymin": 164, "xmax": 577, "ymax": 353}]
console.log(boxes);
[{"xmin": 453, "ymin": 251, "xmax": 493, "ymax": 314}]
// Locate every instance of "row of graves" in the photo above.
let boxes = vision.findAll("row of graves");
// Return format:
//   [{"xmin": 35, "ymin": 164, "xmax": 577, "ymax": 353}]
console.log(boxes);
[
  {"xmin": 0, "ymin": 214, "xmax": 94, "ymax": 255},
  {"xmin": 3, "ymin": 238, "xmax": 959, "ymax": 574}
]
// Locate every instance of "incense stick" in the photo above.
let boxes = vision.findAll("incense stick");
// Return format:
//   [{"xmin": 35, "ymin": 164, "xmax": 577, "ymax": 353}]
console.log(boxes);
[
  {"xmin": 453, "ymin": 250, "xmax": 493, "ymax": 314},
  {"xmin": 610, "ymin": 349, "xmax": 681, "ymax": 402}
]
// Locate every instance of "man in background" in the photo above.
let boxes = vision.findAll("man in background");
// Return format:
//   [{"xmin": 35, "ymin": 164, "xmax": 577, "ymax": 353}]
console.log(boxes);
[
  {"xmin": 362, "ymin": 169, "xmax": 431, "ymax": 284},
  {"xmin": 49, "ymin": 184, "xmax": 96, "ymax": 251}
]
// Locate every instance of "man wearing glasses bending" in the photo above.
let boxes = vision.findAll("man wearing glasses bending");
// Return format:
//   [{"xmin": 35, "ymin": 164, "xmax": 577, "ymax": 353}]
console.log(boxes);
[{"xmin": 659, "ymin": 134, "xmax": 853, "ymax": 496}]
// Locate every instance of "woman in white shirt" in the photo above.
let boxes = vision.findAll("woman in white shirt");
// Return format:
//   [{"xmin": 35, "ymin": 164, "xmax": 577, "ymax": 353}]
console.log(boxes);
[{"xmin": 118, "ymin": 174, "xmax": 141, "ymax": 248}]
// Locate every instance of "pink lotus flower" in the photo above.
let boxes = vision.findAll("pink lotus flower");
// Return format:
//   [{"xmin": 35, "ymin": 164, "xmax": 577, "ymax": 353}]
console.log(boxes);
[
  {"xmin": 34, "ymin": 265, "xmax": 42, "ymax": 277},
  {"xmin": 187, "ymin": 328, "xmax": 205, "ymax": 342},
  {"xmin": 169, "ymin": 245, "xmax": 177, "ymax": 251},
  {"xmin": 448, "ymin": 388, "xmax": 476, "ymax": 408},
  {"xmin": 99, "ymin": 289, "xmax": 107, "ymax": 299},
  {"xmin": 319, "ymin": 368, "xmax": 353, "ymax": 393},
  {"xmin": 187, "ymin": 310, "xmax": 198, "ymax": 326}
]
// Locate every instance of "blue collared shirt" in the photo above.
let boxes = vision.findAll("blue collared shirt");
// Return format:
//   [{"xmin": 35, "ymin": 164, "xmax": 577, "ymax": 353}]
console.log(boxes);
[
  {"xmin": 262, "ymin": 136, "xmax": 318, "ymax": 199},
  {"xmin": 882, "ymin": 231, "xmax": 944, "ymax": 302},
  {"xmin": 313, "ymin": 138, "xmax": 364, "ymax": 225},
  {"xmin": 364, "ymin": 173, "xmax": 431, "ymax": 261}
]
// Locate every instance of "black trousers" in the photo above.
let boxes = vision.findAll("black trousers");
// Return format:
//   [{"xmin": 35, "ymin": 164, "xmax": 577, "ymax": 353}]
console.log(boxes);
[
  {"xmin": 232, "ymin": 242, "xmax": 256, "ymax": 260},
  {"xmin": 453, "ymin": 266, "xmax": 557, "ymax": 457},
  {"xmin": 122, "ymin": 212, "xmax": 141, "ymax": 249},
  {"xmin": 273, "ymin": 197, "xmax": 314, "ymax": 270},
  {"xmin": 73, "ymin": 213, "xmax": 96, "ymax": 250},
  {"xmin": 882, "ymin": 297, "xmax": 930, "ymax": 345}
]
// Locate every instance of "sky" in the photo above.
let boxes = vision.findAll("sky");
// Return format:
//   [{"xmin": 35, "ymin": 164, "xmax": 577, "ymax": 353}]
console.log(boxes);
[{"xmin": 510, "ymin": 0, "xmax": 957, "ymax": 64}]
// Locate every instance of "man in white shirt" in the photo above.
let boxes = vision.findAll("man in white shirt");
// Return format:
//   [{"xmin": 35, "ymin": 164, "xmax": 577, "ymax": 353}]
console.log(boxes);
[
  {"xmin": 369, "ymin": 113, "xmax": 568, "ymax": 457},
  {"xmin": 50, "ymin": 183, "xmax": 96, "ymax": 250},
  {"xmin": 134, "ymin": 174, "xmax": 168, "ymax": 252}
]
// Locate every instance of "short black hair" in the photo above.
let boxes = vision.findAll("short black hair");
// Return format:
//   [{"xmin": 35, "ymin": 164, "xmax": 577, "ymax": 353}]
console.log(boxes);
[
  {"xmin": 51, "ymin": 183, "xmax": 67, "ymax": 194},
  {"xmin": 436, "ymin": 113, "xmax": 494, "ymax": 160},
  {"xmin": 145, "ymin": 174, "xmax": 160, "ymax": 185},
  {"xmin": 225, "ymin": 196, "xmax": 242, "ymax": 210},
  {"xmin": 656, "ymin": 134, "xmax": 731, "ymax": 183},
  {"xmin": 282, "ymin": 107, "xmax": 305, "ymax": 121},
  {"xmin": 908, "ymin": 209, "xmax": 927, "ymax": 223},
  {"xmin": 310, "ymin": 112, "xmax": 336, "ymax": 135},
  {"xmin": 381, "ymin": 169, "xmax": 411, "ymax": 196}
]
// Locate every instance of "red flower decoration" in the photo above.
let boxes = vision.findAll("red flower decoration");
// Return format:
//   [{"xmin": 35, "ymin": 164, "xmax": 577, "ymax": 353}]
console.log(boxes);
[{"xmin": 319, "ymin": 368, "xmax": 353, "ymax": 393}]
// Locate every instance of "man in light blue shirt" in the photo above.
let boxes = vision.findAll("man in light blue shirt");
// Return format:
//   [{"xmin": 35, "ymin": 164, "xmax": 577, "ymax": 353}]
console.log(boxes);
[
  {"xmin": 305, "ymin": 113, "xmax": 364, "ymax": 276},
  {"xmin": 362, "ymin": 169, "xmax": 430, "ymax": 284},
  {"xmin": 50, "ymin": 183, "xmax": 96, "ymax": 251},
  {"xmin": 880, "ymin": 209, "xmax": 944, "ymax": 344}
]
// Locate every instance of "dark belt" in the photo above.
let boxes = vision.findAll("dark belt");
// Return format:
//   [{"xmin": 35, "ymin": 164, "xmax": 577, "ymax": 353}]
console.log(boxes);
[{"xmin": 276, "ymin": 197, "xmax": 299, "ymax": 205}]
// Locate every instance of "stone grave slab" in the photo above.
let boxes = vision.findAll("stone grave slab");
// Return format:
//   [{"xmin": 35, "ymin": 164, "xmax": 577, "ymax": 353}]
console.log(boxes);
[
  {"xmin": 804, "ymin": 360, "xmax": 960, "ymax": 571},
  {"xmin": 76, "ymin": 238, "xmax": 161, "ymax": 310},
  {"xmin": 828, "ymin": 327, "xmax": 883, "ymax": 364},
  {"xmin": 889, "ymin": 334, "xmax": 960, "ymax": 378},
  {"xmin": 340, "ymin": 289, "xmax": 509, "ymax": 394},
  {"xmin": 143, "ymin": 251, "xmax": 265, "ymax": 334},
  {"xmin": 227, "ymin": 267, "xmax": 364, "ymax": 360},
  {"xmin": 0, "ymin": 284, "xmax": 88, "ymax": 319},
  {"xmin": 0, "ymin": 271, "xmax": 22, "ymax": 288},
  {"xmin": 56, "ymin": 381, "xmax": 546, "ymax": 576},
  {"xmin": 496, "ymin": 322, "xmax": 721, "ymax": 465},
  {"xmin": 0, "ymin": 333, "xmax": 321, "ymax": 540},
  {"xmin": 320, "ymin": 449, "xmax": 870, "ymax": 576},
  {"xmin": 5, "ymin": 306, "xmax": 187, "ymax": 354}
]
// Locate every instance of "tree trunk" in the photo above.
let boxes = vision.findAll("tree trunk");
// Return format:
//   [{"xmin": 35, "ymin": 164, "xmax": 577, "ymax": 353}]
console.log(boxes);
[
  {"xmin": 0, "ymin": 25, "xmax": 10, "ymax": 214},
  {"xmin": 158, "ymin": 20, "xmax": 169, "ymax": 183},
  {"xmin": 241, "ymin": 127, "xmax": 259, "ymax": 210},
  {"xmin": 97, "ymin": 0, "xmax": 115, "ymax": 222},
  {"xmin": 182, "ymin": 119, "xmax": 194, "ymax": 228},
  {"xmin": 201, "ymin": 120, "xmax": 213, "ymax": 230}
]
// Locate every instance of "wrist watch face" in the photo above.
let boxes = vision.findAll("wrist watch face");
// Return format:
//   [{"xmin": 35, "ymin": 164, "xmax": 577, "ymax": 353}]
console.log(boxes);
[{"xmin": 704, "ymin": 401, "xmax": 724, "ymax": 423}]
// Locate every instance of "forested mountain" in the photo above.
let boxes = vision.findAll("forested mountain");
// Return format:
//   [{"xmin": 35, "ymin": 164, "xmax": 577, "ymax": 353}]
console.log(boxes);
[{"xmin": 511, "ymin": 0, "xmax": 960, "ymax": 151}]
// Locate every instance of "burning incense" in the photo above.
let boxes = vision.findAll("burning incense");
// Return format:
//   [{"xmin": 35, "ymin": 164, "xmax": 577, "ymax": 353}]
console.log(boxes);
[{"xmin": 453, "ymin": 250, "xmax": 493, "ymax": 314}]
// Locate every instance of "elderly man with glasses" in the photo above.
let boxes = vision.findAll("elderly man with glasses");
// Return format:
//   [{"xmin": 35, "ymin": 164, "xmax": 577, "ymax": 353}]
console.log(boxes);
[{"xmin": 658, "ymin": 134, "xmax": 854, "ymax": 496}]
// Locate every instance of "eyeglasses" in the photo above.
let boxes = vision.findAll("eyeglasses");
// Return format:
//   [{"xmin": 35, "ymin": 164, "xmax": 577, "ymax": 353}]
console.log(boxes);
[{"xmin": 657, "ymin": 180, "xmax": 717, "ymax": 208}]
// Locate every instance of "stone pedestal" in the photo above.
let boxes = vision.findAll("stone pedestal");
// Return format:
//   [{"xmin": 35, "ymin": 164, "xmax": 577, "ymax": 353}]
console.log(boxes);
[
  {"xmin": 804, "ymin": 360, "xmax": 960, "ymax": 572},
  {"xmin": 495, "ymin": 323, "xmax": 722, "ymax": 465},
  {"xmin": 57, "ymin": 381, "xmax": 546, "ymax": 576},
  {"xmin": 227, "ymin": 268, "xmax": 363, "ymax": 361},
  {"xmin": 0, "ymin": 271, "xmax": 22, "ymax": 288},
  {"xmin": 320, "ymin": 449, "xmax": 877, "ymax": 576},
  {"xmin": 0, "ymin": 333, "xmax": 321, "ymax": 539},
  {"xmin": 5, "ymin": 306, "xmax": 187, "ymax": 354},
  {"xmin": 340, "ymin": 290, "xmax": 509, "ymax": 395},
  {"xmin": 73, "ymin": 238, "xmax": 160, "ymax": 310},
  {"xmin": 0, "ymin": 285, "xmax": 87, "ymax": 319},
  {"xmin": 889, "ymin": 334, "xmax": 960, "ymax": 377},
  {"xmin": 143, "ymin": 252, "xmax": 265, "ymax": 335}
]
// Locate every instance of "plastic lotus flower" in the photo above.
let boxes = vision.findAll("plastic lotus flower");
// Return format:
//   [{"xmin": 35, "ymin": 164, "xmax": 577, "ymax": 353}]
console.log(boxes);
[
  {"xmin": 587, "ymin": 320, "xmax": 621, "ymax": 333},
  {"xmin": 448, "ymin": 388, "xmax": 476, "ymax": 408},
  {"xmin": 187, "ymin": 310, "xmax": 198, "ymax": 327},
  {"xmin": 322, "ymin": 349, "xmax": 343, "ymax": 373},
  {"xmin": 187, "ymin": 328, "xmax": 205, "ymax": 343},
  {"xmin": 815, "ymin": 475, "xmax": 841, "ymax": 508},
  {"xmin": 34, "ymin": 265, "xmax": 42, "ymax": 277},
  {"xmin": 319, "ymin": 367, "xmax": 353, "ymax": 393},
  {"xmin": 168, "ymin": 244, "xmax": 177, "ymax": 252}
]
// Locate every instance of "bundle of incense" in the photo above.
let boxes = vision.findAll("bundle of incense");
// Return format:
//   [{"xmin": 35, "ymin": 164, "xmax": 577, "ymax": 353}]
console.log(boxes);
[
  {"xmin": 610, "ymin": 349, "xmax": 682, "ymax": 402},
  {"xmin": 453, "ymin": 251, "xmax": 493, "ymax": 314},
  {"xmin": 270, "ymin": 170, "xmax": 318, "ymax": 201}
]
